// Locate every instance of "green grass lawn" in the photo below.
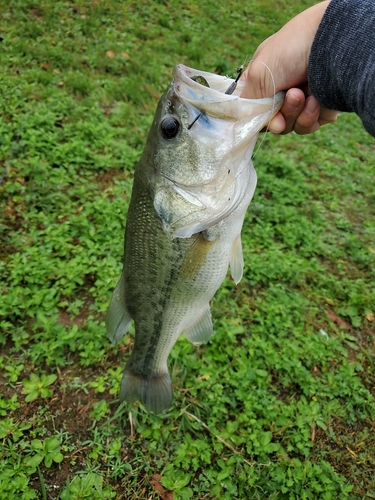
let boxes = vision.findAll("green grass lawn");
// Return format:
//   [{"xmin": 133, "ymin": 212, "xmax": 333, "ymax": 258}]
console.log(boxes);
[{"xmin": 1, "ymin": 1, "xmax": 374, "ymax": 498}]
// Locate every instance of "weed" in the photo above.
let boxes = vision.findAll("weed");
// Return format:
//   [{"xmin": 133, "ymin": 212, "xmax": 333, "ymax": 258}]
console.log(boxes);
[
  {"xmin": 22, "ymin": 373, "xmax": 57, "ymax": 402},
  {"xmin": 60, "ymin": 472, "xmax": 115, "ymax": 500},
  {"xmin": 25, "ymin": 437, "xmax": 64, "ymax": 469}
]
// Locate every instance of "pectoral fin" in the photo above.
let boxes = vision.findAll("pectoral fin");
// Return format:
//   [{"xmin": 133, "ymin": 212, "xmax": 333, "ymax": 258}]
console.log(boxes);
[
  {"xmin": 184, "ymin": 306, "xmax": 214, "ymax": 345},
  {"xmin": 105, "ymin": 271, "xmax": 132, "ymax": 345},
  {"xmin": 180, "ymin": 231, "xmax": 216, "ymax": 280},
  {"xmin": 229, "ymin": 235, "xmax": 244, "ymax": 285}
]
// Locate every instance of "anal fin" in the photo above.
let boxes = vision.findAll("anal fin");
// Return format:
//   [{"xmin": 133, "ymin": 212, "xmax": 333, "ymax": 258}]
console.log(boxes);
[
  {"xmin": 184, "ymin": 306, "xmax": 214, "ymax": 346},
  {"xmin": 105, "ymin": 271, "xmax": 132, "ymax": 345},
  {"xmin": 230, "ymin": 235, "xmax": 244, "ymax": 285}
]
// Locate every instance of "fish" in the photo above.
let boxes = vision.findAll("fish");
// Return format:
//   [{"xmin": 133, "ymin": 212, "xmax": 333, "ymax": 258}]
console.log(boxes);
[{"xmin": 106, "ymin": 64, "xmax": 284, "ymax": 413}]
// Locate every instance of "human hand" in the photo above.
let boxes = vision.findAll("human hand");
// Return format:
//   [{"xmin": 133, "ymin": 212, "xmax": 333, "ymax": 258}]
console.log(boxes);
[
  {"xmin": 267, "ymin": 88, "xmax": 338, "ymax": 134},
  {"xmin": 241, "ymin": 1, "xmax": 338, "ymax": 134}
]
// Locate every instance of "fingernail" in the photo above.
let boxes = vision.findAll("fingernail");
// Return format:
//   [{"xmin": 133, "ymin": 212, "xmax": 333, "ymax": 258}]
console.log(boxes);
[
  {"xmin": 268, "ymin": 118, "xmax": 284, "ymax": 134},
  {"xmin": 286, "ymin": 94, "xmax": 301, "ymax": 111}
]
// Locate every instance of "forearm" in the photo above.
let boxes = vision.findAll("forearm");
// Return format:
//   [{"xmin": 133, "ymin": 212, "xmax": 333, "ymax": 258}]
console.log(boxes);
[{"xmin": 308, "ymin": 0, "xmax": 375, "ymax": 136}]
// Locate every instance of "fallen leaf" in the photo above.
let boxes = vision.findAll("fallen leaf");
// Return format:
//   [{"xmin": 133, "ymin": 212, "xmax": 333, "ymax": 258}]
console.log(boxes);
[
  {"xmin": 326, "ymin": 309, "xmax": 350, "ymax": 329},
  {"xmin": 150, "ymin": 475, "xmax": 174, "ymax": 500},
  {"xmin": 346, "ymin": 446, "xmax": 358, "ymax": 458},
  {"xmin": 40, "ymin": 63, "xmax": 50, "ymax": 71},
  {"xmin": 366, "ymin": 312, "xmax": 374, "ymax": 322},
  {"xmin": 106, "ymin": 50, "xmax": 115, "ymax": 58},
  {"xmin": 121, "ymin": 52, "xmax": 131, "ymax": 59},
  {"xmin": 150, "ymin": 475, "xmax": 164, "ymax": 494},
  {"xmin": 57, "ymin": 81, "xmax": 64, "ymax": 87}
]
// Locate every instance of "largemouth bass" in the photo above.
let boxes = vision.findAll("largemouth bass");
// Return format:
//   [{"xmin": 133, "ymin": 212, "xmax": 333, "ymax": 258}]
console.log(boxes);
[{"xmin": 106, "ymin": 64, "xmax": 283, "ymax": 413}]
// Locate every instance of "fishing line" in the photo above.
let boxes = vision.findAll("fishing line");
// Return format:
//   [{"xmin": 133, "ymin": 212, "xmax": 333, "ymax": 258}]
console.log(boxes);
[{"xmin": 248, "ymin": 60, "xmax": 278, "ymax": 160}]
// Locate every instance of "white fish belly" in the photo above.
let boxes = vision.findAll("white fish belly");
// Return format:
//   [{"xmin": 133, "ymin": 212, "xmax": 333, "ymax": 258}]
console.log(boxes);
[{"xmin": 152, "ymin": 204, "xmax": 246, "ymax": 370}]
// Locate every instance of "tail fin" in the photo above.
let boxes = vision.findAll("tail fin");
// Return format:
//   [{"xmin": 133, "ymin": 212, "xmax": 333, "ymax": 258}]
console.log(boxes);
[{"xmin": 120, "ymin": 369, "xmax": 172, "ymax": 414}]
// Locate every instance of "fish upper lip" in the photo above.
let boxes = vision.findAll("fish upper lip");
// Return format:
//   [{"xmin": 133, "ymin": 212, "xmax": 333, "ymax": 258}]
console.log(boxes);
[
  {"xmin": 174, "ymin": 64, "xmax": 235, "ymax": 98},
  {"xmin": 172, "ymin": 64, "xmax": 285, "ymax": 124},
  {"xmin": 174, "ymin": 63, "xmax": 285, "ymax": 106}
]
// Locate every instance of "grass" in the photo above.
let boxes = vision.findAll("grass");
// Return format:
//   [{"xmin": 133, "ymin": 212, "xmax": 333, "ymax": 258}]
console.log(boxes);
[{"xmin": 0, "ymin": 0, "xmax": 374, "ymax": 498}]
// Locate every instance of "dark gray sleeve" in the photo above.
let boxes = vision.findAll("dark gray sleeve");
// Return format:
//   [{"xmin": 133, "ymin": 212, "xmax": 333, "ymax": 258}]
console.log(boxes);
[{"xmin": 308, "ymin": 0, "xmax": 375, "ymax": 137}]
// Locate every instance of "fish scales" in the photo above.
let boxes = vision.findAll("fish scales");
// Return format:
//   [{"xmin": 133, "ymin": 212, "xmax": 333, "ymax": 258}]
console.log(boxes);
[{"xmin": 106, "ymin": 64, "xmax": 284, "ymax": 413}]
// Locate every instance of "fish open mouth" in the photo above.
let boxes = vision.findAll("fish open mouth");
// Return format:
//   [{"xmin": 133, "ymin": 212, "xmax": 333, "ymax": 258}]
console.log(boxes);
[
  {"xmin": 175, "ymin": 64, "xmax": 245, "ymax": 97},
  {"xmin": 152, "ymin": 64, "xmax": 285, "ymax": 239}
]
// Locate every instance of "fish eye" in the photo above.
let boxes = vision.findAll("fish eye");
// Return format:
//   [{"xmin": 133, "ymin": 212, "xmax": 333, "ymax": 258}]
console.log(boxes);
[{"xmin": 161, "ymin": 116, "xmax": 180, "ymax": 139}]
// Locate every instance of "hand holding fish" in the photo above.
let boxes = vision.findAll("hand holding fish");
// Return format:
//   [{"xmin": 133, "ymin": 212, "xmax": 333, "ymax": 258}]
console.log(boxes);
[{"xmin": 241, "ymin": 1, "xmax": 338, "ymax": 135}]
